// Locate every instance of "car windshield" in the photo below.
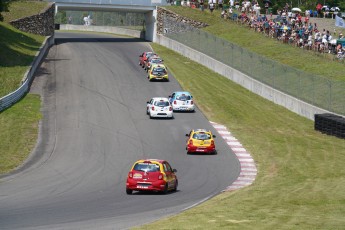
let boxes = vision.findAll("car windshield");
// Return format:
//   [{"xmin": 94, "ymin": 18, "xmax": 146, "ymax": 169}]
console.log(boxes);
[
  {"xmin": 154, "ymin": 101, "xmax": 169, "ymax": 107},
  {"xmin": 151, "ymin": 59, "xmax": 162, "ymax": 64},
  {"xmin": 152, "ymin": 67, "xmax": 167, "ymax": 75},
  {"xmin": 146, "ymin": 53, "xmax": 155, "ymax": 58},
  {"xmin": 176, "ymin": 94, "xmax": 191, "ymax": 100},
  {"xmin": 192, "ymin": 132, "xmax": 211, "ymax": 140},
  {"xmin": 133, "ymin": 163, "xmax": 160, "ymax": 172}
]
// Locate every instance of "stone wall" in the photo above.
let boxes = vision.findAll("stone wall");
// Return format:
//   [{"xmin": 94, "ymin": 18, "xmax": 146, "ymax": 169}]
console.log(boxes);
[
  {"xmin": 156, "ymin": 7, "xmax": 208, "ymax": 35},
  {"xmin": 10, "ymin": 3, "xmax": 55, "ymax": 36}
]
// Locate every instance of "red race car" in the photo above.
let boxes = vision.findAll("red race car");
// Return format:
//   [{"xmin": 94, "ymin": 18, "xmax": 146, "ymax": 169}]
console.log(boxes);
[
  {"xmin": 139, "ymin": 51, "xmax": 156, "ymax": 68},
  {"xmin": 126, "ymin": 159, "xmax": 178, "ymax": 194}
]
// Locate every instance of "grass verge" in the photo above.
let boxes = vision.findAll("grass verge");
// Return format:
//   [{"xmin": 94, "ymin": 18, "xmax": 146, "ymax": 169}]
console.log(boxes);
[
  {"xmin": 0, "ymin": 21, "xmax": 45, "ymax": 97},
  {"xmin": 165, "ymin": 6, "xmax": 345, "ymax": 82},
  {"xmin": 1, "ymin": 0, "xmax": 48, "ymax": 23},
  {"xmin": 0, "ymin": 94, "xmax": 41, "ymax": 175},
  {"xmin": 132, "ymin": 43, "xmax": 345, "ymax": 229},
  {"xmin": 0, "ymin": 0, "xmax": 46, "ymax": 174}
]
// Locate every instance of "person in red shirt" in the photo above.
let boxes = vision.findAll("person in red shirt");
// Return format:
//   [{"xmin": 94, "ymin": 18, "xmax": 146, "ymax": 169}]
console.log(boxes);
[
  {"xmin": 316, "ymin": 3, "xmax": 322, "ymax": 17},
  {"xmin": 297, "ymin": 14, "xmax": 302, "ymax": 26},
  {"xmin": 304, "ymin": 16, "xmax": 309, "ymax": 26}
]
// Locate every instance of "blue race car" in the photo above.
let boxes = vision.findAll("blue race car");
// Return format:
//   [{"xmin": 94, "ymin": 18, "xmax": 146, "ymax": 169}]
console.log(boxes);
[{"xmin": 168, "ymin": 91, "xmax": 195, "ymax": 112}]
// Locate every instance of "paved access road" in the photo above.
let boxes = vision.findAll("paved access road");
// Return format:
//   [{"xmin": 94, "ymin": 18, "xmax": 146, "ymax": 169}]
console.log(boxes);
[{"xmin": 0, "ymin": 32, "xmax": 240, "ymax": 230}]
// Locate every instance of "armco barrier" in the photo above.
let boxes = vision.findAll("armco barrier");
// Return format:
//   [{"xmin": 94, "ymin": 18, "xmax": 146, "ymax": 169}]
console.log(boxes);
[
  {"xmin": 0, "ymin": 35, "xmax": 55, "ymax": 112},
  {"xmin": 155, "ymin": 34, "xmax": 340, "ymax": 121}
]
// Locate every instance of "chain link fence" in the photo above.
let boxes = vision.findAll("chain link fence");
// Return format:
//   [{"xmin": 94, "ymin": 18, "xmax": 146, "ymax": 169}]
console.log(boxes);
[{"xmin": 165, "ymin": 27, "xmax": 345, "ymax": 116}]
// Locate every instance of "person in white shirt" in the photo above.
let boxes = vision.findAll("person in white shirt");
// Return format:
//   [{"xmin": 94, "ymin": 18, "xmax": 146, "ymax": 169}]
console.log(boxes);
[{"xmin": 208, "ymin": 0, "xmax": 216, "ymax": 12}]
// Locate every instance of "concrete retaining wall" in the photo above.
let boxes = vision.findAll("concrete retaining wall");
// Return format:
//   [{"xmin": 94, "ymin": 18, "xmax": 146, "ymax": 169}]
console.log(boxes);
[
  {"xmin": 155, "ymin": 34, "xmax": 332, "ymax": 121},
  {"xmin": 59, "ymin": 25, "xmax": 144, "ymax": 39}
]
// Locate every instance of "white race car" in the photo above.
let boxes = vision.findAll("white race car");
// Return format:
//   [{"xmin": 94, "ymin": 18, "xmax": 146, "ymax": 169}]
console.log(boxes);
[
  {"xmin": 168, "ymin": 91, "xmax": 195, "ymax": 112},
  {"xmin": 147, "ymin": 97, "xmax": 173, "ymax": 119}
]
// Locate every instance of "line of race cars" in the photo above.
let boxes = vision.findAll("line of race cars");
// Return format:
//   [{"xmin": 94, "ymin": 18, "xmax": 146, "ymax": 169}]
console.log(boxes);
[
  {"xmin": 126, "ymin": 51, "xmax": 218, "ymax": 195},
  {"xmin": 139, "ymin": 51, "xmax": 168, "ymax": 82}
]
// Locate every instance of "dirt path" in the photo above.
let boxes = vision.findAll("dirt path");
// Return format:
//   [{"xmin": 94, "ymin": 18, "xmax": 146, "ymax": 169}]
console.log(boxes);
[{"xmin": 309, "ymin": 17, "xmax": 345, "ymax": 36}]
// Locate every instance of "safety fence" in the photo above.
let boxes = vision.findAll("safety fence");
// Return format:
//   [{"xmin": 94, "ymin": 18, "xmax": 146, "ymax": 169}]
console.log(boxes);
[{"xmin": 165, "ymin": 28, "xmax": 345, "ymax": 116}]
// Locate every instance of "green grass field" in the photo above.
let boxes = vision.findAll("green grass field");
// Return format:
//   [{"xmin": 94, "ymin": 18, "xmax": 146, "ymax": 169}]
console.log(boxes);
[
  {"xmin": 0, "ymin": 94, "xmax": 41, "ymax": 174},
  {"xmin": 0, "ymin": 1, "xmax": 45, "ymax": 175},
  {"xmin": 132, "ymin": 42, "xmax": 345, "ymax": 230},
  {"xmin": 1, "ymin": 0, "xmax": 48, "ymax": 23},
  {"xmin": 0, "ymin": 21, "xmax": 44, "ymax": 97}
]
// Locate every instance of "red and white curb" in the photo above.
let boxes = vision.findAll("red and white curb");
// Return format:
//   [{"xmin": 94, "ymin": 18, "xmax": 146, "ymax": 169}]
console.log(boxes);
[{"xmin": 210, "ymin": 121, "xmax": 257, "ymax": 192}]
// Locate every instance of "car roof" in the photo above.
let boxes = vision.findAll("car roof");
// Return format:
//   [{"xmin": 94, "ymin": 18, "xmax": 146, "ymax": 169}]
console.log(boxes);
[
  {"xmin": 149, "ymin": 57, "xmax": 162, "ymax": 61},
  {"xmin": 151, "ymin": 97, "xmax": 169, "ymax": 101},
  {"xmin": 151, "ymin": 63, "xmax": 166, "ymax": 68},
  {"xmin": 193, "ymin": 129, "xmax": 211, "ymax": 133},
  {"xmin": 173, "ymin": 91, "xmax": 192, "ymax": 96},
  {"xmin": 135, "ymin": 159, "xmax": 165, "ymax": 164}
]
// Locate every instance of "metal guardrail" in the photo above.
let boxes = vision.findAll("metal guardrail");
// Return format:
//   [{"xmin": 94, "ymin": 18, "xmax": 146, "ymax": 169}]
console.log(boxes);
[
  {"xmin": 165, "ymin": 28, "xmax": 345, "ymax": 116},
  {"xmin": 0, "ymin": 36, "xmax": 55, "ymax": 112}
]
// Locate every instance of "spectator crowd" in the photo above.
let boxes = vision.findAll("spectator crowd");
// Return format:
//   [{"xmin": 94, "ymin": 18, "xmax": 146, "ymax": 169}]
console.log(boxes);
[{"xmin": 184, "ymin": 0, "xmax": 345, "ymax": 60}]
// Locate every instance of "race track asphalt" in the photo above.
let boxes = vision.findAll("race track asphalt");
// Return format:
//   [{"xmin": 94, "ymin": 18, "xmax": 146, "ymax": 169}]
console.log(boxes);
[{"xmin": 0, "ymin": 32, "xmax": 240, "ymax": 230}]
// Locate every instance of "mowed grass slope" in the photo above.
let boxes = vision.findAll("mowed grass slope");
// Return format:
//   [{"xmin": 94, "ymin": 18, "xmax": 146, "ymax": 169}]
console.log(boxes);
[
  {"xmin": 133, "ymin": 43, "xmax": 345, "ymax": 229},
  {"xmin": 0, "ymin": 0, "xmax": 46, "ymax": 174},
  {"xmin": 0, "ymin": 21, "xmax": 44, "ymax": 97},
  {"xmin": 0, "ymin": 95, "xmax": 41, "ymax": 174},
  {"xmin": 165, "ymin": 6, "xmax": 345, "ymax": 82},
  {"xmin": 1, "ymin": 0, "xmax": 48, "ymax": 23}
]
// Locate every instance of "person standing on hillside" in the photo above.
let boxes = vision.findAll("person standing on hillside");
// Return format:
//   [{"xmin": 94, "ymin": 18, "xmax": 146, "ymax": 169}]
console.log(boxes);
[
  {"xmin": 264, "ymin": 2, "xmax": 269, "ymax": 15},
  {"xmin": 209, "ymin": 0, "xmax": 216, "ymax": 13},
  {"xmin": 200, "ymin": 0, "xmax": 204, "ymax": 11},
  {"xmin": 230, "ymin": 0, "xmax": 234, "ymax": 9},
  {"xmin": 218, "ymin": 0, "xmax": 223, "ymax": 10},
  {"xmin": 316, "ymin": 3, "xmax": 322, "ymax": 17}
]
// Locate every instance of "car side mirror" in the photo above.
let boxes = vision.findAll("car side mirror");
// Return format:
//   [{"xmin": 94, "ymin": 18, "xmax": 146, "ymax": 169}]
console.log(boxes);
[
  {"xmin": 186, "ymin": 134, "xmax": 189, "ymax": 137},
  {"xmin": 147, "ymin": 101, "xmax": 149, "ymax": 104},
  {"xmin": 173, "ymin": 169, "xmax": 177, "ymax": 173},
  {"xmin": 213, "ymin": 135, "xmax": 216, "ymax": 138},
  {"xmin": 139, "ymin": 54, "xmax": 143, "ymax": 57}
]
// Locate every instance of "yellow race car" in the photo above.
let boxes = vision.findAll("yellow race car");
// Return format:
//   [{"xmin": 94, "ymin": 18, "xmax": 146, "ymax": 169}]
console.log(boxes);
[
  {"xmin": 147, "ymin": 64, "xmax": 169, "ymax": 82},
  {"xmin": 186, "ymin": 129, "xmax": 217, "ymax": 154}
]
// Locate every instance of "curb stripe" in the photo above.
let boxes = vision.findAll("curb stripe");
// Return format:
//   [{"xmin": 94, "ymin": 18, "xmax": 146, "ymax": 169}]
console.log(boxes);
[{"xmin": 210, "ymin": 121, "xmax": 257, "ymax": 192}]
